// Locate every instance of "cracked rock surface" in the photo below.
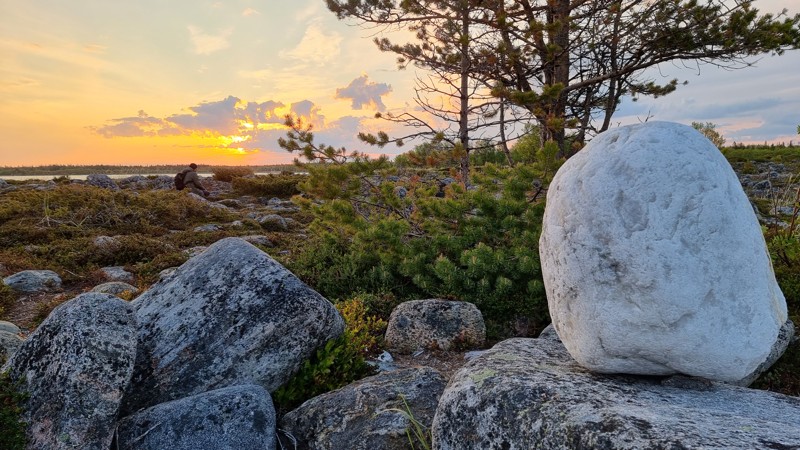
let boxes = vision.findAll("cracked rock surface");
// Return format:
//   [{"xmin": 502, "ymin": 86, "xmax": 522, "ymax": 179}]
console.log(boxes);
[{"xmin": 432, "ymin": 335, "xmax": 800, "ymax": 450}]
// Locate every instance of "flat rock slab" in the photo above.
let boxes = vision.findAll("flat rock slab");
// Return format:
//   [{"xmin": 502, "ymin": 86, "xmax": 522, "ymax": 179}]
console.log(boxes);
[
  {"xmin": 281, "ymin": 367, "xmax": 446, "ymax": 450},
  {"xmin": 122, "ymin": 237, "xmax": 344, "ymax": 414},
  {"xmin": 432, "ymin": 336, "xmax": 800, "ymax": 449},
  {"xmin": 115, "ymin": 384, "xmax": 276, "ymax": 450}
]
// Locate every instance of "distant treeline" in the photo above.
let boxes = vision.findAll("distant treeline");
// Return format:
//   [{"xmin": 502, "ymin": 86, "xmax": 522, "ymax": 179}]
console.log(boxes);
[{"xmin": 0, "ymin": 164, "xmax": 300, "ymax": 176}]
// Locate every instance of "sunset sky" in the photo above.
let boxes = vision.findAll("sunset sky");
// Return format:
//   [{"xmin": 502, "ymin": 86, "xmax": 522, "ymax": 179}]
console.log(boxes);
[{"xmin": 1, "ymin": 0, "xmax": 798, "ymax": 167}]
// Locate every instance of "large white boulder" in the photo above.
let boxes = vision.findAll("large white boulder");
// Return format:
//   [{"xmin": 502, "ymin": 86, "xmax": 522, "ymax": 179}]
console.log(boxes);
[{"xmin": 539, "ymin": 121, "xmax": 788, "ymax": 383}]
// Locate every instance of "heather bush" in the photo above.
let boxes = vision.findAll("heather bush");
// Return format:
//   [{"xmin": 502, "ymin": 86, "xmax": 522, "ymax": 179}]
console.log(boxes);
[
  {"xmin": 0, "ymin": 184, "xmax": 238, "ymax": 293},
  {"xmin": 272, "ymin": 295, "xmax": 386, "ymax": 413},
  {"xmin": 0, "ymin": 284, "xmax": 15, "ymax": 318},
  {"xmin": 211, "ymin": 166, "xmax": 255, "ymax": 182},
  {"xmin": 231, "ymin": 173, "xmax": 304, "ymax": 197},
  {"xmin": 0, "ymin": 372, "xmax": 27, "ymax": 450}
]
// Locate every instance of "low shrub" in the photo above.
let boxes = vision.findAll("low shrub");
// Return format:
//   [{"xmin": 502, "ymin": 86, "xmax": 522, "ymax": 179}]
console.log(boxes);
[
  {"xmin": 272, "ymin": 296, "xmax": 386, "ymax": 414},
  {"xmin": 211, "ymin": 166, "xmax": 255, "ymax": 182},
  {"xmin": 231, "ymin": 174, "xmax": 304, "ymax": 197},
  {"xmin": 752, "ymin": 338, "xmax": 800, "ymax": 396},
  {"xmin": 0, "ymin": 285, "xmax": 15, "ymax": 320},
  {"xmin": 0, "ymin": 372, "xmax": 28, "ymax": 450},
  {"xmin": 288, "ymin": 163, "xmax": 550, "ymax": 340}
]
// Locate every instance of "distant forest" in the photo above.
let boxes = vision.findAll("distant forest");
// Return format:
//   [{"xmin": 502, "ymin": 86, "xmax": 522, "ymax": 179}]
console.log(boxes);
[{"xmin": 0, "ymin": 164, "xmax": 299, "ymax": 176}]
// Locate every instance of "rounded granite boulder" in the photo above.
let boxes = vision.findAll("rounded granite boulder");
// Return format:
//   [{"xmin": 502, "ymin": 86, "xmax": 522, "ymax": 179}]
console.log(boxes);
[{"xmin": 539, "ymin": 121, "xmax": 788, "ymax": 383}]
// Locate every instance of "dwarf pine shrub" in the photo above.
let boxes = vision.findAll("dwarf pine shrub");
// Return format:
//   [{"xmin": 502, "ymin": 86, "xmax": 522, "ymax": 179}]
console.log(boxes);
[{"xmin": 288, "ymin": 162, "xmax": 549, "ymax": 340}]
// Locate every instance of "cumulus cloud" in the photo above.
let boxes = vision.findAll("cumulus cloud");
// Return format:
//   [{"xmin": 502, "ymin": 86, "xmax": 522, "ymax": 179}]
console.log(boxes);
[
  {"xmin": 188, "ymin": 25, "xmax": 233, "ymax": 55},
  {"xmin": 336, "ymin": 75, "xmax": 392, "ymax": 111},
  {"xmin": 242, "ymin": 8, "xmax": 260, "ymax": 17},
  {"xmin": 279, "ymin": 21, "xmax": 342, "ymax": 64},
  {"xmin": 91, "ymin": 96, "xmax": 332, "ymax": 151},
  {"xmin": 89, "ymin": 110, "xmax": 179, "ymax": 138}
]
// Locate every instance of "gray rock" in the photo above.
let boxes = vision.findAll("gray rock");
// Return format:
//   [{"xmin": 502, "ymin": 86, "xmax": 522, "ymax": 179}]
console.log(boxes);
[
  {"xmin": 754, "ymin": 179, "xmax": 772, "ymax": 190},
  {"xmin": 0, "ymin": 330, "xmax": 23, "ymax": 363},
  {"xmin": 281, "ymin": 367, "xmax": 446, "ymax": 450},
  {"xmin": 536, "ymin": 323, "xmax": 561, "ymax": 341},
  {"xmin": 121, "ymin": 237, "xmax": 344, "ymax": 414},
  {"xmin": 2, "ymin": 293, "xmax": 137, "ymax": 450},
  {"xmin": 432, "ymin": 337, "xmax": 800, "ymax": 450},
  {"xmin": 385, "ymin": 299, "xmax": 485, "ymax": 354},
  {"xmin": 258, "ymin": 214, "xmax": 289, "ymax": 231},
  {"xmin": 367, "ymin": 350, "xmax": 397, "ymax": 372},
  {"xmin": 736, "ymin": 319, "xmax": 795, "ymax": 386},
  {"xmin": 193, "ymin": 223, "xmax": 222, "ymax": 232},
  {"xmin": 91, "ymin": 281, "xmax": 140, "ymax": 297},
  {"xmin": 99, "ymin": 265, "xmax": 134, "ymax": 283},
  {"xmin": 3, "ymin": 269, "xmax": 62, "ymax": 293},
  {"xmin": 86, "ymin": 173, "xmax": 120, "ymax": 190},
  {"xmin": 0, "ymin": 320, "xmax": 20, "ymax": 334},
  {"xmin": 117, "ymin": 175, "xmax": 174, "ymax": 190},
  {"xmin": 188, "ymin": 193, "xmax": 230, "ymax": 209},
  {"xmin": 183, "ymin": 246, "xmax": 207, "ymax": 257},
  {"xmin": 115, "ymin": 385, "xmax": 276, "ymax": 450},
  {"xmin": 241, "ymin": 235, "xmax": 274, "ymax": 247},
  {"xmin": 262, "ymin": 197, "xmax": 299, "ymax": 212},
  {"xmin": 157, "ymin": 267, "xmax": 178, "ymax": 280},
  {"xmin": 93, "ymin": 235, "xmax": 122, "ymax": 255},
  {"xmin": 217, "ymin": 198, "xmax": 243, "ymax": 208}
]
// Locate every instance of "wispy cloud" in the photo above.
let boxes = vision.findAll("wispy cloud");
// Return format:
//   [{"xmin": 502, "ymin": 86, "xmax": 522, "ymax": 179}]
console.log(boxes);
[
  {"xmin": 279, "ymin": 21, "xmax": 342, "ymax": 64},
  {"xmin": 336, "ymin": 75, "xmax": 392, "ymax": 111},
  {"xmin": 83, "ymin": 43, "xmax": 107, "ymax": 54},
  {"xmin": 242, "ymin": 8, "xmax": 260, "ymax": 17},
  {"xmin": 0, "ymin": 77, "xmax": 40, "ymax": 92},
  {"xmin": 187, "ymin": 25, "xmax": 233, "ymax": 55}
]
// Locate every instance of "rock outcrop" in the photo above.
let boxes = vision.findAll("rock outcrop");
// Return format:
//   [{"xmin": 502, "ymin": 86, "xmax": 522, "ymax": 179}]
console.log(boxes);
[
  {"xmin": 115, "ymin": 385, "xmax": 276, "ymax": 450},
  {"xmin": 539, "ymin": 121, "xmax": 788, "ymax": 383},
  {"xmin": 3, "ymin": 269, "xmax": 62, "ymax": 293},
  {"xmin": 85, "ymin": 173, "xmax": 120, "ymax": 190},
  {"xmin": 121, "ymin": 237, "xmax": 344, "ymax": 414},
  {"xmin": 281, "ymin": 367, "xmax": 446, "ymax": 450},
  {"xmin": 432, "ymin": 334, "xmax": 800, "ymax": 449},
  {"xmin": 2, "ymin": 293, "xmax": 137, "ymax": 450},
  {"xmin": 385, "ymin": 299, "xmax": 486, "ymax": 354}
]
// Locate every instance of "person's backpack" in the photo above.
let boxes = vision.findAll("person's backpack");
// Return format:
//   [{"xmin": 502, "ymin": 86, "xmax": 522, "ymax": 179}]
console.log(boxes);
[{"xmin": 174, "ymin": 169, "xmax": 189, "ymax": 190}]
